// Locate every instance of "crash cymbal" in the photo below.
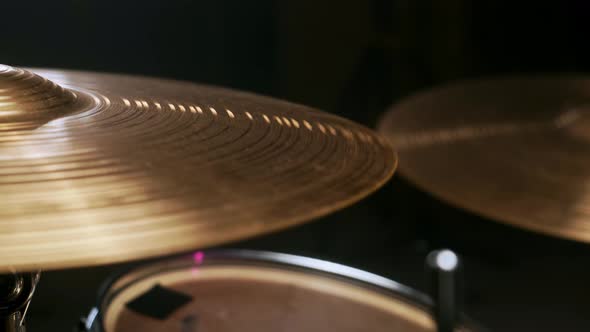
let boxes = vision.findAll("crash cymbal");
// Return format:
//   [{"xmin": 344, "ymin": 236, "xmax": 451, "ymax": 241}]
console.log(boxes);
[
  {"xmin": 0, "ymin": 64, "xmax": 396, "ymax": 272},
  {"xmin": 378, "ymin": 75, "xmax": 590, "ymax": 242}
]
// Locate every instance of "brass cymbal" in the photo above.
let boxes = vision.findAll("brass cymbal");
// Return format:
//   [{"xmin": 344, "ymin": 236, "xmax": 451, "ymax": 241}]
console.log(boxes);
[
  {"xmin": 0, "ymin": 65, "xmax": 396, "ymax": 272},
  {"xmin": 378, "ymin": 76, "xmax": 590, "ymax": 242}
]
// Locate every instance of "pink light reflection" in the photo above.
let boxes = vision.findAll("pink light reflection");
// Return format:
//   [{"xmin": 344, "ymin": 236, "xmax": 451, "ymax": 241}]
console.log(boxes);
[{"xmin": 193, "ymin": 251, "xmax": 205, "ymax": 264}]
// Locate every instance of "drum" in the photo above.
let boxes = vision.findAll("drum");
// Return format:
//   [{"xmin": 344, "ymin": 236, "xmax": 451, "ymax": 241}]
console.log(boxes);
[{"xmin": 81, "ymin": 250, "xmax": 477, "ymax": 332}]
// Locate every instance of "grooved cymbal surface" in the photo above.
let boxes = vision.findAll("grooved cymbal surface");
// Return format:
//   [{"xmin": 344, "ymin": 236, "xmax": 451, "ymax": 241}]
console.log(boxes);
[
  {"xmin": 378, "ymin": 76, "xmax": 590, "ymax": 242},
  {"xmin": 0, "ymin": 65, "xmax": 396, "ymax": 272}
]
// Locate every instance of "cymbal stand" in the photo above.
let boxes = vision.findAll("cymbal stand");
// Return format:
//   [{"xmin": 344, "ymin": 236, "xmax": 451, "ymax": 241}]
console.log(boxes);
[
  {"xmin": 0, "ymin": 272, "xmax": 40, "ymax": 332},
  {"xmin": 426, "ymin": 249, "xmax": 461, "ymax": 332}
]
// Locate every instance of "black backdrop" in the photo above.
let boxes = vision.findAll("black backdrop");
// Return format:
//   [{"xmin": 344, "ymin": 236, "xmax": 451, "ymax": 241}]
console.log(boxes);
[{"xmin": 2, "ymin": 1, "xmax": 590, "ymax": 331}]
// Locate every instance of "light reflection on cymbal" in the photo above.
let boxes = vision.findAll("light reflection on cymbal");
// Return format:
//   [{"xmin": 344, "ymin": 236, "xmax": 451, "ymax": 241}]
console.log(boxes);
[
  {"xmin": 379, "ymin": 75, "xmax": 590, "ymax": 242},
  {"xmin": 0, "ymin": 64, "xmax": 397, "ymax": 272}
]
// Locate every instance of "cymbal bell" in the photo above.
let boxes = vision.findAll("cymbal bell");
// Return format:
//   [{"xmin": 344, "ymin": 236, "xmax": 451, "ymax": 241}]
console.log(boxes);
[
  {"xmin": 378, "ymin": 75, "xmax": 590, "ymax": 243},
  {"xmin": 0, "ymin": 64, "xmax": 396, "ymax": 272}
]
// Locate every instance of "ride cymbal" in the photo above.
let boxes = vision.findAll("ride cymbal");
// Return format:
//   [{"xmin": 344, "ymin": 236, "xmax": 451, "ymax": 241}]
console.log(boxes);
[
  {"xmin": 0, "ymin": 65, "xmax": 396, "ymax": 272},
  {"xmin": 378, "ymin": 76, "xmax": 590, "ymax": 242}
]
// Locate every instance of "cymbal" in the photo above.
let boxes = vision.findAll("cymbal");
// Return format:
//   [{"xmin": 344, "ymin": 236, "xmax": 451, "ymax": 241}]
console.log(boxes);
[
  {"xmin": 378, "ymin": 75, "xmax": 590, "ymax": 242},
  {"xmin": 0, "ymin": 64, "xmax": 396, "ymax": 272}
]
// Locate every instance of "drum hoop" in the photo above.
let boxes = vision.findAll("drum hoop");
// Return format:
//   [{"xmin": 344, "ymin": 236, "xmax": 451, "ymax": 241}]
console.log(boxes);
[{"xmin": 87, "ymin": 249, "xmax": 435, "ymax": 331}]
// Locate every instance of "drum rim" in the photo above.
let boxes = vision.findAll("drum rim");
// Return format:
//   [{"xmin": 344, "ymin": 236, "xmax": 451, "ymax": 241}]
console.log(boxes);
[{"xmin": 84, "ymin": 249, "xmax": 436, "ymax": 331}]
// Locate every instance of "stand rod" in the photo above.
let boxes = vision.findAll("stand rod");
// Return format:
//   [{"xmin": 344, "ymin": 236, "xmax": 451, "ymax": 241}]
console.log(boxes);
[{"xmin": 425, "ymin": 249, "xmax": 461, "ymax": 332}]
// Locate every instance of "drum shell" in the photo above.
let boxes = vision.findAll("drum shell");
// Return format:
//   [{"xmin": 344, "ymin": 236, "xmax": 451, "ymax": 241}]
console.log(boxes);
[{"xmin": 82, "ymin": 250, "xmax": 482, "ymax": 332}]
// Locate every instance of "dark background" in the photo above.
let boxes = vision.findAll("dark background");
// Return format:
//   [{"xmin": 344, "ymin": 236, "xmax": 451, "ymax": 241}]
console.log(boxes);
[{"xmin": 2, "ymin": 1, "xmax": 590, "ymax": 331}]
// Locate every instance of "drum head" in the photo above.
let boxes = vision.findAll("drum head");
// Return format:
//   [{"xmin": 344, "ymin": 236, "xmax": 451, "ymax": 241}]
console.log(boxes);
[{"xmin": 91, "ymin": 251, "xmax": 467, "ymax": 332}]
